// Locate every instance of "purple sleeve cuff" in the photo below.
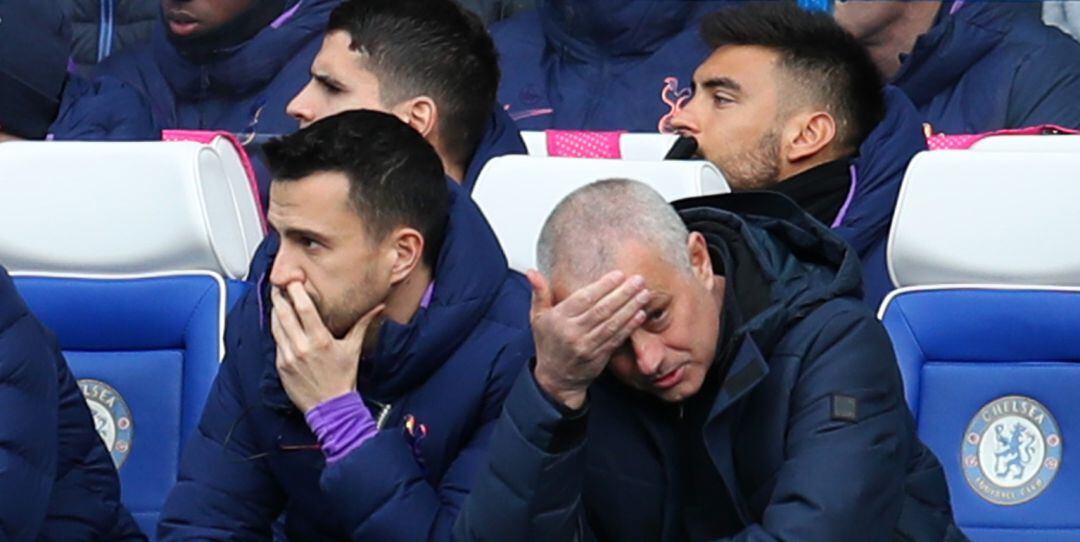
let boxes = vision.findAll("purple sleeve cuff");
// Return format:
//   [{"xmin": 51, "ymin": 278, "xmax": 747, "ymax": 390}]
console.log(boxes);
[{"xmin": 304, "ymin": 392, "xmax": 379, "ymax": 464}]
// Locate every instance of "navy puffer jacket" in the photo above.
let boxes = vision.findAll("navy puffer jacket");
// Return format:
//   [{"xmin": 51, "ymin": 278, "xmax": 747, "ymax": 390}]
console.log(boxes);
[{"xmin": 0, "ymin": 266, "xmax": 144, "ymax": 541}]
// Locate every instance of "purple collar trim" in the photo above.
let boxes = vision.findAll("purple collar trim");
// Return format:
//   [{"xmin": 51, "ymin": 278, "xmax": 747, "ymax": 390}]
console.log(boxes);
[
  {"xmin": 420, "ymin": 282, "xmax": 435, "ymax": 309},
  {"xmin": 949, "ymin": 0, "xmax": 966, "ymax": 16},
  {"xmin": 271, "ymin": 1, "xmax": 303, "ymax": 29},
  {"xmin": 830, "ymin": 164, "xmax": 858, "ymax": 229}
]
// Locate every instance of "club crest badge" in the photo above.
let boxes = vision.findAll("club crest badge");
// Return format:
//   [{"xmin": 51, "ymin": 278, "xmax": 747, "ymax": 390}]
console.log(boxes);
[
  {"xmin": 962, "ymin": 395, "xmax": 1062, "ymax": 506},
  {"xmin": 79, "ymin": 379, "xmax": 134, "ymax": 468}
]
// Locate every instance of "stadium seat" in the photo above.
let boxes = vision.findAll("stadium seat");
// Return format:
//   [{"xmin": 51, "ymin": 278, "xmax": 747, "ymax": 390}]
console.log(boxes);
[
  {"xmin": 473, "ymin": 155, "xmax": 728, "ymax": 272},
  {"xmin": 879, "ymin": 150, "xmax": 1080, "ymax": 541},
  {"xmin": 521, "ymin": 130, "xmax": 681, "ymax": 160},
  {"xmin": 0, "ymin": 138, "xmax": 263, "ymax": 539},
  {"xmin": 969, "ymin": 134, "xmax": 1080, "ymax": 152},
  {"xmin": 12, "ymin": 272, "xmax": 224, "ymax": 537}
]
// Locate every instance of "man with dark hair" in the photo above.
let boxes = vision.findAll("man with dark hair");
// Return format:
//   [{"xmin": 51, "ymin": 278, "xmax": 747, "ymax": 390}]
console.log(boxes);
[
  {"xmin": 834, "ymin": 0, "xmax": 1080, "ymax": 132},
  {"xmin": 158, "ymin": 110, "xmax": 532, "ymax": 540},
  {"xmin": 286, "ymin": 0, "xmax": 523, "ymax": 190},
  {"xmin": 670, "ymin": 2, "xmax": 927, "ymax": 307},
  {"xmin": 455, "ymin": 180, "xmax": 962, "ymax": 541}
]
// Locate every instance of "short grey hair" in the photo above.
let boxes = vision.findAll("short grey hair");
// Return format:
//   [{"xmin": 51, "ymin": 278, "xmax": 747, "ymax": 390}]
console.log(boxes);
[{"xmin": 536, "ymin": 179, "xmax": 692, "ymax": 286}]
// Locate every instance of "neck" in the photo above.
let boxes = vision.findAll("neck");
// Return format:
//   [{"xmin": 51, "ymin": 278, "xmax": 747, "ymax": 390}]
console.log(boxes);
[
  {"xmin": 859, "ymin": 1, "xmax": 942, "ymax": 80},
  {"xmin": 362, "ymin": 265, "xmax": 433, "ymax": 355},
  {"xmin": 384, "ymin": 265, "xmax": 434, "ymax": 324},
  {"xmin": 442, "ymin": 158, "xmax": 466, "ymax": 185}
]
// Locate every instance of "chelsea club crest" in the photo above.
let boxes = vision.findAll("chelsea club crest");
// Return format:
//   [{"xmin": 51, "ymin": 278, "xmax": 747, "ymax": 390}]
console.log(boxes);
[
  {"xmin": 79, "ymin": 379, "xmax": 134, "ymax": 469},
  {"xmin": 962, "ymin": 395, "xmax": 1062, "ymax": 506}
]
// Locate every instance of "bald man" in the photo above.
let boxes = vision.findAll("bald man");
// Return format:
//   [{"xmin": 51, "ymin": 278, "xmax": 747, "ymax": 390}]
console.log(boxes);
[{"xmin": 456, "ymin": 180, "xmax": 964, "ymax": 541}]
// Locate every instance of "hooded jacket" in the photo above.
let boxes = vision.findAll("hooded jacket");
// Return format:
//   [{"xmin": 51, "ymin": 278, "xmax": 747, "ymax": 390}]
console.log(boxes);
[
  {"xmin": 837, "ymin": 86, "xmax": 927, "ymax": 309},
  {"xmin": 0, "ymin": 266, "xmax": 144, "ymax": 541},
  {"xmin": 60, "ymin": 0, "xmax": 157, "ymax": 72},
  {"xmin": 158, "ymin": 182, "xmax": 533, "ymax": 541},
  {"xmin": 895, "ymin": 0, "xmax": 1080, "ymax": 132},
  {"xmin": 0, "ymin": 0, "xmax": 71, "ymax": 139},
  {"xmin": 455, "ymin": 192, "xmax": 960, "ymax": 541},
  {"xmin": 491, "ymin": 0, "xmax": 717, "ymax": 131},
  {"xmin": 49, "ymin": 0, "xmax": 340, "ymax": 141}
]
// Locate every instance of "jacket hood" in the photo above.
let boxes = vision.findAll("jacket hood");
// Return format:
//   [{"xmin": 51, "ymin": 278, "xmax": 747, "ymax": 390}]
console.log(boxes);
[
  {"xmin": 836, "ymin": 86, "xmax": 926, "ymax": 256},
  {"xmin": 149, "ymin": 0, "xmax": 338, "ymax": 102},
  {"xmin": 538, "ymin": 0, "xmax": 718, "ymax": 60},
  {"xmin": 462, "ymin": 106, "xmax": 528, "ymax": 193},
  {"xmin": 674, "ymin": 192, "xmax": 862, "ymax": 355},
  {"xmin": 359, "ymin": 181, "xmax": 511, "ymax": 400},
  {"xmin": 894, "ymin": 0, "xmax": 1038, "ymax": 106}
]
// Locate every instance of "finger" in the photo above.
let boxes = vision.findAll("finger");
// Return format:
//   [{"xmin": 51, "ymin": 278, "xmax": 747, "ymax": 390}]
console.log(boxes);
[
  {"xmin": 575, "ymin": 275, "xmax": 648, "ymax": 330},
  {"xmin": 557, "ymin": 270, "xmax": 626, "ymax": 317},
  {"xmin": 344, "ymin": 303, "xmax": 385, "ymax": 350},
  {"xmin": 596, "ymin": 306, "xmax": 643, "ymax": 358},
  {"xmin": 271, "ymin": 286, "xmax": 308, "ymax": 353},
  {"xmin": 526, "ymin": 270, "xmax": 553, "ymax": 320},
  {"xmin": 285, "ymin": 281, "xmax": 329, "ymax": 339},
  {"xmin": 270, "ymin": 311, "xmax": 297, "ymax": 367}
]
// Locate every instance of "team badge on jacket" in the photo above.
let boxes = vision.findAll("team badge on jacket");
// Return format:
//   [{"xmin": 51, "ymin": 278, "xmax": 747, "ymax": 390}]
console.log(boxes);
[
  {"xmin": 80, "ymin": 379, "xmax": 134, "ymax": 468},
  {"xmin": 962, "ymin": 395, "xmax": 1062, "ymax": 505}
]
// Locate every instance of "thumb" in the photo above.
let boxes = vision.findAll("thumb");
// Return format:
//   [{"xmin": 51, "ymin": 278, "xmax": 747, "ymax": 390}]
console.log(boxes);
[
  {"xmin": 526, "ymin": 269, "xmax": 553, "ymax": 317},
  {"xmin": 344, "ymin": 303, "xmax": 386, "ymax": 350}
]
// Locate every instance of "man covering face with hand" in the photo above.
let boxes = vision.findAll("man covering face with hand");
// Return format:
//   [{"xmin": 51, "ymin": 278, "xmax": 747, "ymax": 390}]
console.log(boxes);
[
  {"xmin": 456, "ymin": 180, "xmax": 965, "ymax": 541},
  {"xmin": 158, "ymin": 109, "xmax": 532, "ymax": 541}
]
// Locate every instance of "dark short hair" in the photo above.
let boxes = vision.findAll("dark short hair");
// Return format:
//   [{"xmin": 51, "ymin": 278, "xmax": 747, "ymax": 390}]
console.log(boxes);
[
  {"xmin": 327, "ymin": 0, "xmax": 499, "ymax": 166},
  {"xmin": 263, "ymin": 109, "xmax": 449, "ymax": 268},
  {"xmin": 701, "ymin": 2, "xmax": 885, "ymax": 150}
]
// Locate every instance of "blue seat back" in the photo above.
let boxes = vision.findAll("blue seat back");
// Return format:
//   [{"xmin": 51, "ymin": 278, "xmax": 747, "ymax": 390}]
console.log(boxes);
[
  {"xmin": 880, "ymin": 287, "xmax": 1080, "ymax": 541},
  {"xmin": 13, "ymin": 272, "xmax": 225, "ymax": 538}
]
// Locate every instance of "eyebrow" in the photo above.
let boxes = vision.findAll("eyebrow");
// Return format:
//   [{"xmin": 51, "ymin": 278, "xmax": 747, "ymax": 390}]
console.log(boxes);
[
  {"xmin": 698, "ymin": 76, "xmax": 743, "ymax": 94},
  {"xmin": 312, "ymin": 72, "xmax": 345, "ymax": 90},
  {"xmin": 269, "ymin": 219, "xmax": 332, "ymax": 246}
]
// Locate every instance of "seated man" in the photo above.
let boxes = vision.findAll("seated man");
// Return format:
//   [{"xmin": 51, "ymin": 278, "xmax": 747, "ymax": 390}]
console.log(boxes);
[
  {"xmin": 670, "ymin": 3, "xmax": 925, "ymax": 307},
  {"xmin": 158, "ymin": 110, "xmax": 532, "ymax": 540},
  {"xmin": 248, "ymin": 0, "xmax": 527, "ymax": 286},
  {"xmin": 286, "ymin": 0, "xmax": 523, "ymax": 191},
  {"xmin": 0, "ymin": 0, "xmax": 70, "ymax": 141},
  {"xmin": 834, "ymin": 0, "xmax": 1080, "ymax": 132},
  {"xmin": 455, "ymin": 180, "xmax": 961, "ymax": 540},
  {"xmin": 0, "ymin": 266, "xmax": 144, "ymax": 540},
  {"xmin": 49, "ymin": 0, "xmax": 340, "ymax": 140}
]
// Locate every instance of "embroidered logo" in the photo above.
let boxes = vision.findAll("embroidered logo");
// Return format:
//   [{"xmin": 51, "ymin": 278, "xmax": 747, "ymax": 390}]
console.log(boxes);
[
  {"xmin": 962, "ymin": 395, "xmax": 1062, "ymax": 505},
  {"xmin": 658, "ymin": 76, "xmax": 692, "ymax": 134},
  {"xmin": 80, "ymin": 379, "xmax": 134, "ymax": 469}
]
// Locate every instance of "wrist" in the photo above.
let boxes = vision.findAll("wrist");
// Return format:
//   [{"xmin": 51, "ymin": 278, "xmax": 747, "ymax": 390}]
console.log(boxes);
[{"xmin": 534, "ymin": 366, "xmax": 587, "ymax": 411}]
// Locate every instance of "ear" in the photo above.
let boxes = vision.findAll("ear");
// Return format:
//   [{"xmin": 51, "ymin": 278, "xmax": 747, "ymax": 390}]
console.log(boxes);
[
  {"xmin": 783, "ymin": 110, "xmax": 838, "ymax": 164},
  {"xmin": 687, "ymin": 232, "xmax": 715, "ymax": 291},
  {"xmin": 392, "ymin": 96, "xmax": 438, "ymax": 139},
  {"xmin": 384, "ymin": 227, "xmax": 426, "ymax": 286}
]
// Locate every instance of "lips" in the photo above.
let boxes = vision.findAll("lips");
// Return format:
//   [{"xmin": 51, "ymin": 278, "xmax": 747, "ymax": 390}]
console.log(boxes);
[
  {"xmin": 651, "ymin": 365, "xmax": 686, "ymax": 390},
  {"xmin": 166, "ymin": 10, "xmax": 201, "ymax": 36}
]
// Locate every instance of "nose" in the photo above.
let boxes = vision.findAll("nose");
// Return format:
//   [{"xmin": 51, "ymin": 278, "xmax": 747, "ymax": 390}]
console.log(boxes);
[
  {"xmin": 669, "ymin": 98, "xmax": 699, "ymax": 136},
  {"xmin": 268, "ymin": 244, "xmax": 305, "ymax": 289},
  {"xmin": 286, "ymin": 82, "xmax": 317, "ymax": 127},
  {"xmin": 631, "ymin": 331, "xmax": 665, "ymax": 377}
]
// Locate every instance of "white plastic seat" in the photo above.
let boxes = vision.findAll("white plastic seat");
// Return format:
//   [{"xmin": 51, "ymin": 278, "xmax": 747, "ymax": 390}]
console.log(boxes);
[
  {"xmin": 521, "ymin": 130, "xmax": 681, "ymax": 161},
  {"xmin": 969, "ymin": 134, "xmax": 1080, "ymax": 152},
  {"xmin": 473, "ymin": 155, "xmax": 728, "ymax": 272},
  {"xmin": 0, "ymin": 139, "xmax": 263, "ymax": 280}
]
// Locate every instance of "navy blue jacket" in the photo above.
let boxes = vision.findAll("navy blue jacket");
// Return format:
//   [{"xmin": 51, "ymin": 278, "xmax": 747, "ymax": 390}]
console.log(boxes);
[
  {"xmin": 895, "ymin": 0, "xmax": 1080, "ymax": 132},
  {"xmin": 492, "ymin": 0, "xmax": 717, "ymax": 131},
  {"xmin": 455, "ymin": 193, "xmax": 960, "ymax": 541},
  {"xmin": 49, "ymin": 0, "xmax": 339, "ymax": 141},
  {"xmin": 838, "ymin": 86, "xmax": 928, "ymax": 309},
  {"xmin": 0, "ymin": 267, "xmax": 143, "ymax": 541},
  {"xmin": 158, "ymin": 183, "xmax": 533, "ymax": 541}
]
